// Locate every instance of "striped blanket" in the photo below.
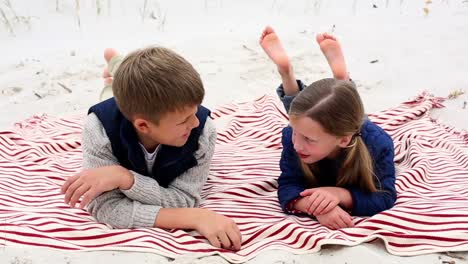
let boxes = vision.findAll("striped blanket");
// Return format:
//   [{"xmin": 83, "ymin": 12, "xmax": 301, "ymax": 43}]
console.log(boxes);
[{"xmin": 0, "ymin": 94, "xmax": 467, "ymax": 263}]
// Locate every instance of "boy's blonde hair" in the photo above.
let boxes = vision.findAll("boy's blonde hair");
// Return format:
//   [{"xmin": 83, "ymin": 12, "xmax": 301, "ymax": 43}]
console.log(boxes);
[
  {"xmin": 112, "ymin": 46, "xmax": 204, "ymax": 123},
  {"xmin": 289, "ymin": 78, "xmax": 378, "ymax": 193}
]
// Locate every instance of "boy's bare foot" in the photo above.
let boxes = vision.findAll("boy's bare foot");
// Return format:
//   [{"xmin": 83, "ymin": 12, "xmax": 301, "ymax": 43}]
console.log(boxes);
[
  {"xmin": 104, "ymin": 48, "xmax": 118, "ymax": 63},
  {"xmin": 102, "ymin": 48, "xmax": 119, "ymax": 86},
  {"xmin": 259, "ymin": 26, "xmax": 292, "ymax": 76},
  {"xmin": 316, "ymin": 33, "xmax": 349, "ymax": 80}
]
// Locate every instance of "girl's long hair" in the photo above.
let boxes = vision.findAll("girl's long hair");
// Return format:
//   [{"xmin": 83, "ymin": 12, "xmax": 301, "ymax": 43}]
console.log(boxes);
[{"xmin": 290, "ymin": 78, "xmax": 377, "ymax": 192}]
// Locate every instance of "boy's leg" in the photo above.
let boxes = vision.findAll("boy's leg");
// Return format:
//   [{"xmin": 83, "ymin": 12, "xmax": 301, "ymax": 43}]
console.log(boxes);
[
  {"xmin": 260, "ymin": 26, "xmax": 300, "ymax": 96},
  {"xmin": 100, "ymin": 48, "xmax": 125, "ymax": 102},
  {"xmin": 316, "ymin": 33, "xmax": 349, "ymax": 80}
]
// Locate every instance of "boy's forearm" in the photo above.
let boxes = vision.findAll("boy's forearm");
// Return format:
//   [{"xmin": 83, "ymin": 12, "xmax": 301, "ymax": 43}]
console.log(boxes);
[{"xmin": 154, "ymin": 208, "xmax": 203, "ymax": 229}]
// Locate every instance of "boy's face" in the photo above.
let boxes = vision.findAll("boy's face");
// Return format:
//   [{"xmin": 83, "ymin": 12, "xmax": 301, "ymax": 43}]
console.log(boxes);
[{"xmin": 134, "ymin": 105, "xmax": 200, "ymax": 149}]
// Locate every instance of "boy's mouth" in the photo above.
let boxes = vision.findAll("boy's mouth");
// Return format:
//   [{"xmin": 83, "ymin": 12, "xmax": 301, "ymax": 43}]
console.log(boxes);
[{"xmin": 297, "ymin": 152, "xmax": 310, "ymax": 159}]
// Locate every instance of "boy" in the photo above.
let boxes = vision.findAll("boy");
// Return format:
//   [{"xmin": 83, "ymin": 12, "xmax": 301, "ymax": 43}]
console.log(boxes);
[{"xmin": 61, "ymin": 47, "xmax": 241, "ymax": 250}]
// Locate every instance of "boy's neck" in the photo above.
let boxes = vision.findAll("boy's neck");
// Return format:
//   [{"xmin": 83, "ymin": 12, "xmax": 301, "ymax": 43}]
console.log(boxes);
[{"xmin": 136, "ymin": 130, "xmax": 159, "ymax": 152}]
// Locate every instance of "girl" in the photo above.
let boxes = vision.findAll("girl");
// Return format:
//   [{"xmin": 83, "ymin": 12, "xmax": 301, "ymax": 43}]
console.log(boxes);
[{"xmin": 259, "ymin": 26, "xmax": 396, "ymax": 230}]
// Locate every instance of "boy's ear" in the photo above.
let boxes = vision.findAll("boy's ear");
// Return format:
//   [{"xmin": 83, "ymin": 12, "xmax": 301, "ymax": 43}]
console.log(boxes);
[
  {"xmin": 338, "ymin": 135, "xmax": 353, "ymax": 148},
  {"xmin": 133, "ymin": 118, "xmax": 150, "ymax": 133}
]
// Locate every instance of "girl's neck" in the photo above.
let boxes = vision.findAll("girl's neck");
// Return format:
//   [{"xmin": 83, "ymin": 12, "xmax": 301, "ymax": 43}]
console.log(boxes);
[{"xmin": 326, "ymin": 147, "xmax": 343, "ymax": 159}]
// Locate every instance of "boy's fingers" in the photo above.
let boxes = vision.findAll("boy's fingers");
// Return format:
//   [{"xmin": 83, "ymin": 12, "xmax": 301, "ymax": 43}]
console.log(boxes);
[
  {"xmin": 226, "ymin": 227, "xmax": 242, "ymax": 251},
  {"xmin": 64, "ymin": 178, "xmax": 84, "ymax": 204},
  {"xmin": 206, "ymin": 234, "xmax": 221, "ymax": 249},
  {"xmin": 69, "ymin": 184, "xmax": 90, "ymax": 208},
  {"xmin": 61, "ymin": 174, "xmax": 79, "ymax": 194},
  {"xmin": 79, "ymin": 188, "xmax": 97, "ymax": 209},
  {"xmin": 217, "ymin": 232, "xmax": 231, "ymax": 249}
]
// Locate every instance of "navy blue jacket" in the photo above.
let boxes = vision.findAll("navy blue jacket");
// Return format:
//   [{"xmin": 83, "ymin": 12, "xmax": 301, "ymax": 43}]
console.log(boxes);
[
  {"xmin": 88, "ymin": 98, "xmax": 210, "ymax": 188},
  {"xmin": 277, "ymin": 80, "xmax": 397, "ymax": 216}
]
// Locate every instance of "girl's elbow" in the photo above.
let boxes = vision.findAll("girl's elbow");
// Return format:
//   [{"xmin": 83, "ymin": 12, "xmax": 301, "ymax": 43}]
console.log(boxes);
[{"xmin": 383, "ymin": 192, "xmax": 397, "ymax": 211}]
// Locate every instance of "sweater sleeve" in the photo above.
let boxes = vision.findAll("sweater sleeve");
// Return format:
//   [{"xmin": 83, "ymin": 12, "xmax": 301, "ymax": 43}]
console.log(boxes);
[
  {"xmin": 276, "ymin": 80, "xmax": 307, "ymax": 113},
  {"xmin": 347, "ymin": 132, "xmax": 397, "ymax": 216},
  {"xmin": 277, "ymin": 126, "xmax": 307, "ymax": 213}
]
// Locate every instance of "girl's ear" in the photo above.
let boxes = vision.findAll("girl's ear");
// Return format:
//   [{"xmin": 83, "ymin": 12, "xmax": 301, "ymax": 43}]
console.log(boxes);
[
  {"xmin": 133, "ymin": 118, "xmax": 150, "ymax": 134},
  {"xmin": 338, "ymin": 135, "xmax": 353, "ymax": 148}
]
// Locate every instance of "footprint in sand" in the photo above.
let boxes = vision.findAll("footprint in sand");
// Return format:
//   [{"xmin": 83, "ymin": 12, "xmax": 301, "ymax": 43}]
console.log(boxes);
[{"xmin": 1, "ymin": 86, "xmax": 23, "ymax": 96}]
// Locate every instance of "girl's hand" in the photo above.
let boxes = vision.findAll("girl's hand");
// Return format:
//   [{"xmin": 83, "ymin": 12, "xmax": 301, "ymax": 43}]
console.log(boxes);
[
  {"xmin": 315, "ymin": 206, "xmax": 354, "ymax": 230},
  {"xmin": 300, "ymin": 187, "xmax": 340, "ymax": 216}
]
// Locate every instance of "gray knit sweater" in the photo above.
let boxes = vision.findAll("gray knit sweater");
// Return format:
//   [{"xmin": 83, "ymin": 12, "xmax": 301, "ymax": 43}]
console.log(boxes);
[{"xmin": 83, "ymin": 113, "xmax": 216, "ymax": 228}]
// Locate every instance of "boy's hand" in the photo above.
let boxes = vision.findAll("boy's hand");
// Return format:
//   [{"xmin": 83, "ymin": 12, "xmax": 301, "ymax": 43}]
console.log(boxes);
[
  {"xmin": 315, "ymin": 206, "xmax": 354, "ymax": 230},
  {"xmin": 61, "ymin": 165, "xmax": 133, "ymax": 209},
  {"xmin": 194, "ymin": 210, "xmax": 242, "ymax": 251},
  {"xmin": 300, "ymin": 187, "xmax": 340, "ymax": 216}
]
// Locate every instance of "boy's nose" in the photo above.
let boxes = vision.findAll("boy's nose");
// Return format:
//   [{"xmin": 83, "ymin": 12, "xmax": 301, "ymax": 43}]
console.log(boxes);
[{"xmin": 191, "ymin": 116, "xmax": 200, "ymax": 129}]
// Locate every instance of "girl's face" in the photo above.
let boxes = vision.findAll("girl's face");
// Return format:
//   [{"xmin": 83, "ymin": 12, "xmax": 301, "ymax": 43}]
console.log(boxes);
[{"xmin": 290, "ymin": 116, "xmax": 351, "ymax": 164}]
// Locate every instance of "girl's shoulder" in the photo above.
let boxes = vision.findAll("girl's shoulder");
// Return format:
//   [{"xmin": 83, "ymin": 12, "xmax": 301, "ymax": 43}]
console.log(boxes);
[
  {"xmin": 361, "ymin": 119, "xmax": 394, "ymax": 156},
  {"xmin": 281, "ymin": 125, "xmax": 294, "ymax": 146}
]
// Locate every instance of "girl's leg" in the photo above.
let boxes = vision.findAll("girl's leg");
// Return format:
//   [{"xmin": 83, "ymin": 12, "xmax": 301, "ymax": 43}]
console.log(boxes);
[{"xmin": 259, "ymin": 26, "xmax": 300, "ymax": 96}]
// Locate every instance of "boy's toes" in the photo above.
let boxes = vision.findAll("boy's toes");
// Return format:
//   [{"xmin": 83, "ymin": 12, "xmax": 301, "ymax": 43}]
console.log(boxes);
[
  {"xmin": 323, "ymin": 33, "xmax": 336, "ymax": 41},
  {"xmin": 104, "ymin": 48, "xmax": 119, "ymax": 63},
  {"xmin": 104, "ymin": 77, "xmax": 113, "ymax": 86},
  {"xmin": 103, "ymin": 68, "xmax": 111, "ymax": 78},
  {"xmin": 316, "ymin": 33, "xmax": 325, "ymax": 43}
]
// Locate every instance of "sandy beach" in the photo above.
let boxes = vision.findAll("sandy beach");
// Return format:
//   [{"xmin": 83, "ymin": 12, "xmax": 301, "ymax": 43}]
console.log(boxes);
[{"xmin": 1, "ymin": 0, "xmax": 467, "ymax": 263}]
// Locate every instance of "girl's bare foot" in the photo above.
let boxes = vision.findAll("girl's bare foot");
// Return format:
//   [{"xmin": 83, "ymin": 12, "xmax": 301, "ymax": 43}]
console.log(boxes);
[
  {"xmin": 316, "ymin": 33, "xmax": 349, "ymax": 80},
  {"xmin": 259, "ymin": 26, "xmax": 292, "ymax": 76},
  {"xmin": 260, "ymin": 26, "xmax": 299, "ymax": 95}
]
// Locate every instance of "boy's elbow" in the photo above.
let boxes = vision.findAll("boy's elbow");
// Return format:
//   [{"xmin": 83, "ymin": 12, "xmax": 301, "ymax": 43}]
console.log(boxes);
[
  {"xmin": 90, "ymin": 207, "xmax": 132, "ymax": 229},
  {"xmin": 186, "ymin": 193, "xmax": 202, "ymax": 208},
  {"xmin": 87, "ymin": 191, "xmax": 136, "ymax": 229}
]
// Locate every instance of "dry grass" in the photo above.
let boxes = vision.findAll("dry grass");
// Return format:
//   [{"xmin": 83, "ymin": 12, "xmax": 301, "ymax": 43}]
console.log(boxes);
[
  {"xmin": 0, "ymin": 6, "xmax": 14, "ymax": 35},
  {"xmin": 140, "ymin": 0, "xmax": 167, "ymax": 31},
  {"xmin": 447, "ymin": 89, "xmax": 465, "ymax": 99},
  {"xmin": 1, "ymin": 0, "xmax": 18, "ymax": 35},
  {"xmin": 75, "ymin": 0, "xmax": 81, "ymax": 28}
]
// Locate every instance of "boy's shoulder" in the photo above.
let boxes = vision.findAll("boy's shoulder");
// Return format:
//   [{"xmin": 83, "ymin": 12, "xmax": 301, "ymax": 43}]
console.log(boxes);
[{"xmin": 88, "ymin": 97, "xmax": 122, "ymax": 121}]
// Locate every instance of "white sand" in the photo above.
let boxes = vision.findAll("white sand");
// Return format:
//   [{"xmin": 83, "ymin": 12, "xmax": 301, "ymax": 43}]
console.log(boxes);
[{"xmin": 1, "ymin": 0, "xmax": 467, "ymax": 263}]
